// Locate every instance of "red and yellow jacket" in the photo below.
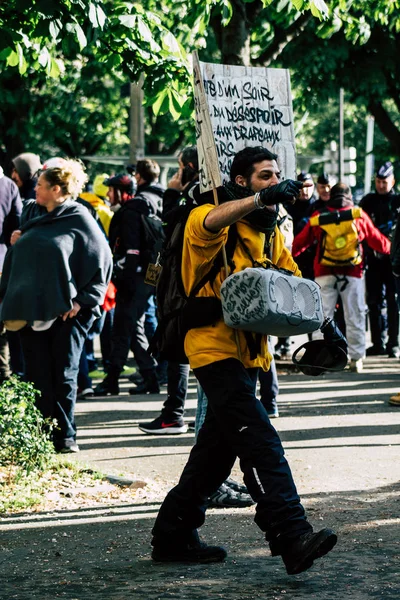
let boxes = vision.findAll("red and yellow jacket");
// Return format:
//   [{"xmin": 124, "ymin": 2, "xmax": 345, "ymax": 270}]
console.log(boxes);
[{"xmin": 292, "ymin": 206, "xmax": 390, "ymax": 279}]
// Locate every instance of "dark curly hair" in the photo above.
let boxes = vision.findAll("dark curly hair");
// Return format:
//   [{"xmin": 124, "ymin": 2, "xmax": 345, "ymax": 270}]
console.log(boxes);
[{"xmin": 230, "ymin": 146, "xmax": 277, "ymax": 183}]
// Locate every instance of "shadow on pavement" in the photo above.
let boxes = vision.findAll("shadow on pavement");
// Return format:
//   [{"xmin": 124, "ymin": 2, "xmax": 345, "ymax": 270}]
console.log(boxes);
[{"xmin": 1, "ymin": 481, "xmax": 399, "ymax": 600}]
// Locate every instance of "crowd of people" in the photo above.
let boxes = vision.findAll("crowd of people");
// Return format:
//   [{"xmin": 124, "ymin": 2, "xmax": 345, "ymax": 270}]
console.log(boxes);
[{"xmin": 0, "ymin": 143, "xmax": 399, "ymax": 573}]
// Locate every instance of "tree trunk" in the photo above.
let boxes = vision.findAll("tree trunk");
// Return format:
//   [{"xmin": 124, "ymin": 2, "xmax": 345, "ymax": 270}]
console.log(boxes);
[
  {"xmin": 220, "ymin": 0, "xmax": 251, "ymax": 65},
  {"xmin": 368, "ymin": 99, "xmax": 400, "ymax": 156},
  {"xmin": 211, "ymin": 0, "xmax": 264, "ymax": 66}
]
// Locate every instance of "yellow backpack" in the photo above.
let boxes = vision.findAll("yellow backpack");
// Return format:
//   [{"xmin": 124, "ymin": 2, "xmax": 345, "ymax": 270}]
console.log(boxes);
[{"xmin": 310, "ymin": 207, "xmax": 362, "ymax": 267}]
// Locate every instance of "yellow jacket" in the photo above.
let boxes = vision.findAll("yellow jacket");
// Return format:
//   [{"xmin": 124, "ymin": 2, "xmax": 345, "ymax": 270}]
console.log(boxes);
[
  {"xmin": 80, "ymin": 192, "xmax": 113, "ymax": 237},
  {"xmin": 182, "ymin": 204, "xmax": 301, "ymax": 371}
]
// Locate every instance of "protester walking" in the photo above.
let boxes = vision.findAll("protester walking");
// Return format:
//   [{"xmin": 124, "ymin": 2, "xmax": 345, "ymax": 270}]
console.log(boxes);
[{"xmin": 151, "ymin": 146, "xmax": 337, "ymax": 574}]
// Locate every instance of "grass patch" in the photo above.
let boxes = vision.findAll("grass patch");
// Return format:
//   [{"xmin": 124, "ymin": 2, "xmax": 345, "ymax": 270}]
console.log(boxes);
[
  {"xmin": 0, "ymin": 457, "xmax": 103, "ymax": 514},
  {"xmin": 0, "ymin": 458, "xmax": 164, "ymax": 515}
]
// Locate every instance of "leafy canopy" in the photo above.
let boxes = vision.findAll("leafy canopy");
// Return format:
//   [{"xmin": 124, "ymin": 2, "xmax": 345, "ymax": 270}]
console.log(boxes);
[{"xmin": 0, "ymin": 0, "xmax": 329, "ymax": 115}]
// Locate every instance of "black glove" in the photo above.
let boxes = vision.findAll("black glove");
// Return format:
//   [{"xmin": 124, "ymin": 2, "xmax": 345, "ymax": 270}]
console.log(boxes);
[
  {"xmin": 320, "ymin": 318, "xmax": 348, "ymax": 353},
  {"xmin": 259, "ymin": 180, "xmax": 303, "ymax": 206}
]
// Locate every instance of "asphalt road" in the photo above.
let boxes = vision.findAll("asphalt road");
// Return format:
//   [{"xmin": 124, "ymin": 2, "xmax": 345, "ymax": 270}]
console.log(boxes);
[{"xmin": 1, "ymin": 355, "xmax": 399, "ymax": 599}]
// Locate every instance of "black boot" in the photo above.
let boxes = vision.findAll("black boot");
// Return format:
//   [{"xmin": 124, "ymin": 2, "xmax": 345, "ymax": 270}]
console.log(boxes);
[
  {"xmin": 93, "ymin": 368, "xmax": 120, "ymax": 396},
  {"xmin": 278, "ymin": 528, "xmax": 337, "ymax": 575},
  {"xmin": 151, "ymin": 530, "xmax": 227, "ymax": 564},
  {"xmin": 129, "ymin": 369, "xmax": 160, "ymax": 395}
]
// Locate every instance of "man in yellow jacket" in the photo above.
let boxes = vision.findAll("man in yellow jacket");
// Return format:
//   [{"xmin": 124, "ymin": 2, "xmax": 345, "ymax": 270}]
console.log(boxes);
[{"xmin": 150, "ymin": 146, "xmax": 337, "ymax": 575}]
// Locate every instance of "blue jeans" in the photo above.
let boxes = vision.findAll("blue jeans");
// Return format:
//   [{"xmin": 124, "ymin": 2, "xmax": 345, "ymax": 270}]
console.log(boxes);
[
  {"xmin": 259, "ymin": 359, "xmax": 279, "ymax": 413},
  {"xmin": 20, "ymin": 309, "xmax": 95, "ymax": 445},
  {"xmin": 145, "ymin": 294, "xmax": 168, "ymax": 380},
  {"xmin": 144, "ymin": 295, "xmax": 158, "ymax": 340},
  {"xmin": 78, "ymin": 346, "xmax": 92, "ymax": 391},
  {"xmin": 153, "ymin": 358, "xmax": 311, "ymax": 545},
  {"xmin": 160, "ymin": 362, "xmax": 190, "ymax": 421},
  {"xmin": 78, "ymin": 313, "xmax": 105, "ymax": 389}
]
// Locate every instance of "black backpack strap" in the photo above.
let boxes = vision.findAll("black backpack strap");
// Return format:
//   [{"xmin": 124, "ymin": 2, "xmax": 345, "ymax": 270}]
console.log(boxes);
[
  {"xmin": 189, "ymin": 224, "xmax": 238, "ymax": 297},
  {"xmin": 244, "ymin": 332, "xmax": 263, "ymax": 360}
]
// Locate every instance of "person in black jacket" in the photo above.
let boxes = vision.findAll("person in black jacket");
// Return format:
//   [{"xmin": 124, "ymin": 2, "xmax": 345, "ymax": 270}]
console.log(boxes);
[
  {"xmin": 94, "ymin": 172, "xmax": 161, "ymax": 396},
  {"xmin": 360, "ymin": 161, "xmax": 400, "ymax": 357},
  {"xmin": 135, "ymin": 150, "xmax": 198, "ymax": 424},
  {"xmin": 130, "ymin": 158, "xmax": 164, "ymax": 217}
]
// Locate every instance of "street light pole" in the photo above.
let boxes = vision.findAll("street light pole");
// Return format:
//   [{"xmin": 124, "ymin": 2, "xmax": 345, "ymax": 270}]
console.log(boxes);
[
  {"xmin": 338, "ymin": 87, "xmax": 344, "ymax": 181},
  {"xmin": 129, "ymin": 75, "xmax": 145, "ymax": 164},
  {"xmin": 364, "ymin": 116, "xmax": 375, "ymax": 194}
]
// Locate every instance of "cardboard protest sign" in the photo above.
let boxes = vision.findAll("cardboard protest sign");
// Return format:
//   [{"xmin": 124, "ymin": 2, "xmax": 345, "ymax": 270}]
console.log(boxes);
[{"xmin": 193, "ymin": 53, "xmax": 296, "ymax": 193}]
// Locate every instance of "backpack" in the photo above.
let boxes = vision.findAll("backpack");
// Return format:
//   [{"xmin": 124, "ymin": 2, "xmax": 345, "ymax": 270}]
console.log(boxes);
[
  {"xmin": 139, "ymin": 213, "xmax": 165, "ymax": 271},
  {"xmin": 150, "ymin": 205, "xmax": 237, "ymax": 364},
  {"xmin": 310, "ymin": 207, "xmax": 363, "ymax": 267}
]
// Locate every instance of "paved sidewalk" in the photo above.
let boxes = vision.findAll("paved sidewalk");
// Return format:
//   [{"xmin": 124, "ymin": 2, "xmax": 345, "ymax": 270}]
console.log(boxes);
[{"xmin": 0, "ymin": 357, "xmax": 399, "ymax": 599}]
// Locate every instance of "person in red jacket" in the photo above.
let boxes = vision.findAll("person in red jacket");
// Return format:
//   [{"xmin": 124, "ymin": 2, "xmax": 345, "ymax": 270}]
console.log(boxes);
[{"xmin": 292, "ymin": 183, "xmax": 390, "ymax": 373}]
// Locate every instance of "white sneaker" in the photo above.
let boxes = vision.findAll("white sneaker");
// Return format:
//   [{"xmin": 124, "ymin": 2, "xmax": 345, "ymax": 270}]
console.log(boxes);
[
  {"xmin": 77, "ymin": 387, "xmax": 94, "ymax": 399},
  {"xmin": 349, "ymin": 359, "xmax": 363, "ymax": 373}
]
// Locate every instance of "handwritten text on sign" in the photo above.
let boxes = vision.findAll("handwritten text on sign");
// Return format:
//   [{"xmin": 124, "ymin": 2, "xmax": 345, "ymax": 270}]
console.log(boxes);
[{"xmin": 193, "ymin": 58, "xmax": 296, "ymax": 193}]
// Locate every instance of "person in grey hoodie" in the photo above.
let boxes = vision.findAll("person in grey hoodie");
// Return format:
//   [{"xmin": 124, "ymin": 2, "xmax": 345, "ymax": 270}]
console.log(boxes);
[
  {"xmin": 0, "ymin": 159, "xmax": 112, "ymax": 453},
  {"xmin": 11, "ymin": 152, "xmax": 42, "ymax": 202}
]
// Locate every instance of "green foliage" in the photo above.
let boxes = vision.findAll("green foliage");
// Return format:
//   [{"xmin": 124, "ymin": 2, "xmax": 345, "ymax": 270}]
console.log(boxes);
[
  {"xmin": 0, "ymin": 0, "xmax": 332, "ymax": 119},
  {"xmin": 0, "ymin": 0, "xmax": 201, "ymax": 107},
  {"xmin": 0, "ymin": 54, "xmax": 130, "ymax": 168},
  {"xmin": 0, "ymin": 377, "xmax": 55, "ymax": 475},
  {"xmin": 1, "ymin": 0, "xmax": 399, "ymax": 170}
]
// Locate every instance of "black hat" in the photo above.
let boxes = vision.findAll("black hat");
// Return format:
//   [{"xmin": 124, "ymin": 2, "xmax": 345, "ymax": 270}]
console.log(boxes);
[
  {"xmin": 376, "ymin": 161, "xmax": 394, "ymax": 179},
  {"xmin": 328, "ymin": 183, "xmax": 353, "ymax": 208},
  {"xmin": 317, "ymin": 173, "xmax": 330, "ymax": 185},
  {"xmin": 297, "ymin": 171, "xmax": 313, "ymax": 182},
  {"xmin": 103, "ymin": 174, "xmax": 136, "ymax": 195}
]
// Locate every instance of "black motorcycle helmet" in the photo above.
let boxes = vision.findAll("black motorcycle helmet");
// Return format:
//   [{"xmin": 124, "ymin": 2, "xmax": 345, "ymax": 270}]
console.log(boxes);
[
  {"xmin": 292, "ymin": 318, "xmax": 348, "ymax": 376},
  {"xmin": 103, "ymin": 173, "xmax": 137, "ymax": 196},
  {"xmin": 292, "ymin": 340, "xmax": 348, "ymax": 376}
]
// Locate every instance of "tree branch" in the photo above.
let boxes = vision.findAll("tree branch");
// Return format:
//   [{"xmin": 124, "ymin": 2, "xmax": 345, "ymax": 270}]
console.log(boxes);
[
  {"xmin": 163, "ymin": 131, "xmax": 185, "ymax": 155},
  {"xmin": 252, "ymin": 13, "xmax": 312, "ymax": 67}
]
